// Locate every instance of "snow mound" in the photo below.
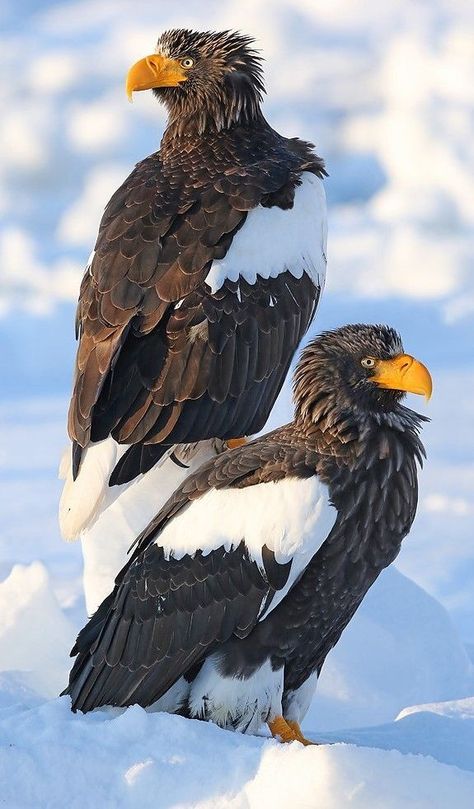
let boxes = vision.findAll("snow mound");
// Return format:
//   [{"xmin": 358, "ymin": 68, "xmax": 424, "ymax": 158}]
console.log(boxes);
[
  {"xmin": 1, "ymin": 700, "xmax": 474, "ymax": 809},
  {"xmin": 320, "ymin": 699, "xmax": 474, "ymax": 774},
  {"xmin": 0, "ymin": 559, "xmax": 472, "ymax": 806},
  {"xmin": 0, "ymin": 562, "xmax": 74, "ymax": 697},
  {"xmin": 399, "ymin": 696, "xmax": 474, "ymax": 722}
]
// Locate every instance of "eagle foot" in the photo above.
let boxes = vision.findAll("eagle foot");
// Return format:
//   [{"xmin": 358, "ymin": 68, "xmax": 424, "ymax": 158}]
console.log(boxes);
[
  {"xmin": 226, "ymin": 437, "xmax": 248, "ymax": 449},
  {"xmin": 268, "ymin": 716, "xmax": 318, "ymax": 746}
]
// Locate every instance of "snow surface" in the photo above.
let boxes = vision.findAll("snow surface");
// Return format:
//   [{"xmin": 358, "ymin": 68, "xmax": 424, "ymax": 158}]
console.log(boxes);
[
  {"xmin": 0, "ymin": 560, "xmax": 474, "ymax": 808},
  {"xmin": 1, "ymin": 0, "xmax": 474, "ymax": 805},
  {"xmin": 2, "ymin": 697, "xmax": 474, "ymax": 809}
]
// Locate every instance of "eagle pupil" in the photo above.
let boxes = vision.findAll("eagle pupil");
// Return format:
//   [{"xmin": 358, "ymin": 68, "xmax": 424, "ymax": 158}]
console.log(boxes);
[{"xmin": 361, "ymin": 357, "xmax": 376, "ymax": 368}]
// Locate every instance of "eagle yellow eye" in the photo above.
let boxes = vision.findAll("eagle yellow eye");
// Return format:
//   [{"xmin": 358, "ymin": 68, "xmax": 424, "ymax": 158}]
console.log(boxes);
[
  {"xmin": 180, "ymin": 58, "xmax": 194, "ymax": 69},
  {"xmin": 361, "ymin": 357, "xmax": 376, "ymax": 369}
]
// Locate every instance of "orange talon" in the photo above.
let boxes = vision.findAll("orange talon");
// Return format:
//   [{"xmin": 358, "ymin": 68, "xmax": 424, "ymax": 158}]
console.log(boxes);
[
  {"xmin": 268, "ymin": 715, "xmax": 299, "ymax": 743},
  {"xmin": 268, "ymin": 716, "xmax": 317, "ymax": 745},
  {"xmin": 226, "ymin": 437, "xmax": 247, "ymax": 449},
  {"xmin": 287, "ymin": 720, "xmax": 319, "ymax": 746}
]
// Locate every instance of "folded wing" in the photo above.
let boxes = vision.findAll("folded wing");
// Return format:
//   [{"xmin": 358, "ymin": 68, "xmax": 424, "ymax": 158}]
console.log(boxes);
[{"xmin": 65, "ymin": 437, "xmax": 336, "ymax": 712}]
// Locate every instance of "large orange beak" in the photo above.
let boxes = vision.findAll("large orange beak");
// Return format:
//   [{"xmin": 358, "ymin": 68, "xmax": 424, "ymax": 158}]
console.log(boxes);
[
  {"xmin": 371, "ymin": 354, "xmax": 433, "ymax": 400},
  {"xmin": 126, "ymin": 54, "xmax": 188, "ymax": 101}
]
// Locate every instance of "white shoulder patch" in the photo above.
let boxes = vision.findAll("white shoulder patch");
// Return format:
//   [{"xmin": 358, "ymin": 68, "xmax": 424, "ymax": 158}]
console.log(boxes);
[
  {"xmin": 205, "ymin": 172, "xmax": 327, "ymax": 293},
  {"xmin": 156, "ymin": 475, "xmax": 336, "ymax": 609}
]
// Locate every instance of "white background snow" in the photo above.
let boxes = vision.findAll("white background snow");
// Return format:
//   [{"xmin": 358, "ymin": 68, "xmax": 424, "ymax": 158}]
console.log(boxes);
[{"xmin": 0, "ymin": 0, "xmax": 473, "ymax": 806}]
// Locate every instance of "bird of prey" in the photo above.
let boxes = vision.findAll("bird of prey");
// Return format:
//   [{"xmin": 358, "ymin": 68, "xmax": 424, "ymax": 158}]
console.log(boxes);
[
  {"xmin": 65, "ymin": 324, "xmax": 432, "ymax": 744},
  {"xmin": 59, "ymin": 29, "xmax": 327, "ymax": 566}
]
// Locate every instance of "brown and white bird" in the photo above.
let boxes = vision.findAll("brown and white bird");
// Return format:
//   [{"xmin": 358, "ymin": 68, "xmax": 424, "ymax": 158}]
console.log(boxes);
[
  {"xmin": 65, "ymin": 324, "xmax": 432, "ymax": 744},
  {"xmin": 59, "ymin": 29, "xmax": 327, "ymax": 610}
]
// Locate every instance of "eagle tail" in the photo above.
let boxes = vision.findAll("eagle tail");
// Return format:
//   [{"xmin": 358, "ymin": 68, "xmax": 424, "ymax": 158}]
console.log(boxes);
[
  {"xmin": 70, "ymin": 439, "xmax": 226, "ymax": 616},
  {"xmin": 58, "ymin": 437, "xmax": 129, "ymax": 541}
]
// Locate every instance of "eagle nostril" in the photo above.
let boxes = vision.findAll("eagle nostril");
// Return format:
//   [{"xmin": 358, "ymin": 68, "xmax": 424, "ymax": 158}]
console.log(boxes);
[{"xmin": 147, "ymin": 56, "xmax": 160, "ymax": 72}]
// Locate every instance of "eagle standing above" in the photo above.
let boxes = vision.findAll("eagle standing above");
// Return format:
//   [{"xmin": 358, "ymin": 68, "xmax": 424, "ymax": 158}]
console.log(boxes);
[
  {"xmin": 59, "ymin": 30, "xmax": 327, "ymax": 597},
  {"xmin": 65, "ymin": 324, "xmax": 432, "ymax": 743}
]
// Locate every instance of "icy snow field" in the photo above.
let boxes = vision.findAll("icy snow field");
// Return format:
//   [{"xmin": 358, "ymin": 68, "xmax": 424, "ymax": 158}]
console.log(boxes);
[{"xmin": 1, "ymin": 0, "xmax": 474, "ymax": 806}]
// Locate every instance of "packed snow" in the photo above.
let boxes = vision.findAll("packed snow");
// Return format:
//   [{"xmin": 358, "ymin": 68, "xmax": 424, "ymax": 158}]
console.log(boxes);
[
  {"xmin": 2, "ymin": 695, "xmax": 474, "ymax": 808},
  {"xmin": 0, "ymin": 558, "xmax": 473, "ymax": 808},
  {"xmin": 1, "ymin": 0, "xmax": 474, "ymax": 806}
]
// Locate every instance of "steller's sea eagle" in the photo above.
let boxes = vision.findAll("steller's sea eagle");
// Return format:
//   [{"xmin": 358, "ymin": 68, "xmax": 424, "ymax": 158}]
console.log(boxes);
[
  {"xmin": 59, "ymin": 30, "xmax": 327, "ymax": 609},
  {"xmin": 64, "ymin": 324, "xmax": 432, "ymax": 744}
]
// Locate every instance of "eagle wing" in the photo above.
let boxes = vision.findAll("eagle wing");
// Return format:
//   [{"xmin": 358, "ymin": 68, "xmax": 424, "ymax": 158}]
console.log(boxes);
[
  {"xmin": 65, "ymin": 438, "xmax": 306, "ymax": 712},
  {"xmin": 67, "ymin": 436, "xmax": 334, "ymax": 711},
  {"xmin": 69, "ymin": 135, "xmax": 326, "ymax": 483}
]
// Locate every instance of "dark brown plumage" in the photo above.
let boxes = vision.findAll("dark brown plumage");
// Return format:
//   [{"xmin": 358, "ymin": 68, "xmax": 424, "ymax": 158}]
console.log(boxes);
[
  {"xmin": 64, "ymin": 324, "xmax": 431, "ymax": 739},
  {"xmin": 67, "ymin": 29, "xmax": 326, "ymax": 488}
]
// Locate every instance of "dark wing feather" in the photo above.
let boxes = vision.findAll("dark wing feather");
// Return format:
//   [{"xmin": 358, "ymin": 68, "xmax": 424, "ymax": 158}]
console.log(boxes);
[
  {"xmin": 108, "ymin": 272, "xmax": 320, "ymax": 484},
  {"xmin": 64, "ymin": 434, "xmax": 319, "ymax": 712},
  {"xmin": 65, "ymin": 541, "xmax": 281, "ymax": 712},
  {"xmin": 69, "ymin": 128, "xmax": 324, "ymax": 481}
]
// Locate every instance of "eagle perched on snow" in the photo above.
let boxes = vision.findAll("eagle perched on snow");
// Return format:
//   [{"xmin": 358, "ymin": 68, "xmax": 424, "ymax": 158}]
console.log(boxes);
[
  {"xmin": 65, "ymin": 325, "xmax": 432, "ymax": 743},
  {"xmin": 60, "ymin": 29, "xmax": 327, "ymax": 563}
]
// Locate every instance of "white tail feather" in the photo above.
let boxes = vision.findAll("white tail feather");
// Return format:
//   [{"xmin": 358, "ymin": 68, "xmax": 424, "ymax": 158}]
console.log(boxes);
[
  {"xmin": 78, "ymin": 440, "xmax": 224, "ymax": 615},
  {"xmin": 58, "ymin": 438, "xmax": 129, "ymax": 541}
]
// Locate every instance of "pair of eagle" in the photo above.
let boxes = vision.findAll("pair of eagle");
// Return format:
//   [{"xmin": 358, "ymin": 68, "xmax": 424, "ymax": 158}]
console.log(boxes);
[{"xmin": 62, "ymin": 29, "xmax": 432, "ymax": 745}]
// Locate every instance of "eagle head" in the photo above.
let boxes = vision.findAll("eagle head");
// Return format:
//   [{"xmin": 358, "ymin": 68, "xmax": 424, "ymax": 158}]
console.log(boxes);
[
  {"xmin": 293, "ymin": 324, "xmax": 432, "ymax": 435},
  {"xmin": 126, "ymin": 29, "xmax": 265, "ymax": 133}
]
